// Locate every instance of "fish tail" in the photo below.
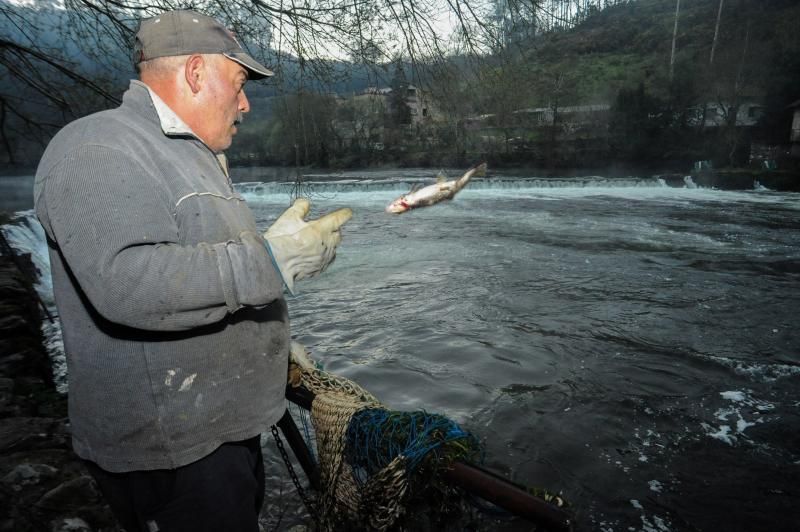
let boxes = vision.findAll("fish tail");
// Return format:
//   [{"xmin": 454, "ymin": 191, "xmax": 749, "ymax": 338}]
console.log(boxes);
[{"xmin": 454, "ymin": 162, "xmax": 487, "ymax": 191}]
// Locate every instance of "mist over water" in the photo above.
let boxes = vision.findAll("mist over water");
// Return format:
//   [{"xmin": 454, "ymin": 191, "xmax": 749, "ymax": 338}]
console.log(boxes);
[{"xmin": 3, "ymin": 172, "xmax": 799, "ymax": 531}]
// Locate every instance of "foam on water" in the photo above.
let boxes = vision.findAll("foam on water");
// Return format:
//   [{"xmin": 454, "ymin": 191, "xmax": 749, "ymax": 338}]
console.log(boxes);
[
  {"xmin": 699, "ymin": 353, "xmax": 800, "ymax": 383},
  {"xmin": 701, "ymin": 389, "xmax": 776, "ymax": 446}
]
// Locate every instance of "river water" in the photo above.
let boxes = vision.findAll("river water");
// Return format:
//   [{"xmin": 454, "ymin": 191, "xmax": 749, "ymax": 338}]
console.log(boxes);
[{"xmin": 2, "ymin": 170, "xmax": 799, "ymax": 531}]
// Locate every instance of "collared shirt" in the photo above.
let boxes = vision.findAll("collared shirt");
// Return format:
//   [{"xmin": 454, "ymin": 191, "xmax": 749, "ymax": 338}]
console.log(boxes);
[{"xmin": 143, "ymin": 82, "xmax": 231, "ymax": 178}]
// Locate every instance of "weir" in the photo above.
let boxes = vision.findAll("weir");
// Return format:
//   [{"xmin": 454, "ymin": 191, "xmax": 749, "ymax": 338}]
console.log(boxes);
[{"xmin": 234, "ymin": 175, "xmax": 671, "ymax": 196}]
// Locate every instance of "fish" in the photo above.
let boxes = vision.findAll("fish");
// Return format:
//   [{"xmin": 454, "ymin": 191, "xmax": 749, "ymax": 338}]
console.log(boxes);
[{"xmin": 385, "ymin": 162, "xmax": 487, "ymax": 214}]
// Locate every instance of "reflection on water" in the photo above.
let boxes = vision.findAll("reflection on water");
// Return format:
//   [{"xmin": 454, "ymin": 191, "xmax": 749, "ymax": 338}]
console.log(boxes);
[{"xmin": 3, "ymin": 172, "xmax": 800, "ymax": 531}]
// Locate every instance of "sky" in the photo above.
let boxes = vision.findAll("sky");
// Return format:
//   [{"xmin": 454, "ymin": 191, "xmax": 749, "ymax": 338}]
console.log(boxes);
[{"xmin": 4, "ymin": 0, "xmax": 464, "ymax": 61}]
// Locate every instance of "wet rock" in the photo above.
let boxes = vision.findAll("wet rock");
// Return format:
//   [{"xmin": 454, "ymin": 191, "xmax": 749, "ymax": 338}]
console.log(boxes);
[
  {"xmin": 1, "ymin": 462, "xmax": 58, "ymax": 490},
  {"xmin": 36, "ymin": 475, "xmax": 101, "ymax": 512},
  {"xmin": 0, "ymin": 417, "xmax": 63, "ymax": 453},
  {"xmin": 0, "ymin": 313, "xmax": 30, "ymax": 333},
  {"xmin": 0, "ymin": 251, "xmax": 122, "ymax": 531},
  {"xmin": 0, "ymin": 377, "xmax": 15, "ymax": 415},
  {"xmin": 0, "ymin": 377, "xmax": 14, "ymax": 394},
  {"xmin": 50, "ymin": 517, "xmax": 92, "ymax": 532}
]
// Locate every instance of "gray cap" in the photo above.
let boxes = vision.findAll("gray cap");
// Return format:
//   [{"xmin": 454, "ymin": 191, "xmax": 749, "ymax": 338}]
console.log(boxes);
[{"xmin": 134, "ymin": 10, "xmax": 273, "ymax": 79}]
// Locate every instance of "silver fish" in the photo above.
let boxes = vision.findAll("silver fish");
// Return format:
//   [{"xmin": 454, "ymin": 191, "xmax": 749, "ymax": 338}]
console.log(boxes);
[{"xmin": 386, "ymin": 162, "xmax": 487, "ymax": 214}]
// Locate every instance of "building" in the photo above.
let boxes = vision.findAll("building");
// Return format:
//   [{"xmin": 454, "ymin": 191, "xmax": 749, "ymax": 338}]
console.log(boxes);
[
  {"xmin": 512, "ymin": 104, "xmax": 611, "ymax": 127},
  {"xmin": 686, "ymin": 101, "xmax": 765, "ymax": 128},
  {"xmin": 405, "ymin": 85, "xmax": 438, "ymax": 125},
  {"xmin": 351, "ymin": 85, "xmax": 437, "ymax": 125}
]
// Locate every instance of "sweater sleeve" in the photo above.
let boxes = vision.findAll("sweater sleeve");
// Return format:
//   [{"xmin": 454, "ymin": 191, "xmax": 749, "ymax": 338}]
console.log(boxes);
[{"xmin": 37, "ymin": 145, "xmax": 283, "ymax": 331}]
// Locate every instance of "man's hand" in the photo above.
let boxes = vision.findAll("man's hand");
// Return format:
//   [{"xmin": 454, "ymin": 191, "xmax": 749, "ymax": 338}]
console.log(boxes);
[{"xmin": 264, "ymin": 198, "xmax": 352, "ymax": 294}]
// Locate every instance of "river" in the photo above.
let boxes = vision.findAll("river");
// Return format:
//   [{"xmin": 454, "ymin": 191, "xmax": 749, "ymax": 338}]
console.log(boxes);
[{"xmin": 2, "ymin": 170, "xmax": 799, "ymax": 531}]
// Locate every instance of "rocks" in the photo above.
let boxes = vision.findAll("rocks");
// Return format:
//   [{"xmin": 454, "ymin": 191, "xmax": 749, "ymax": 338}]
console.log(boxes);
[
  {"xmin": 1, "ymin": 462, "xmax": 59, "ymax": 490},
  {"xmin": 51, "ymin": 517, "xmax": 93, "ymax": 532},
  {"xmin": 0, "ymin": 251, "xmax": 121, "ymax": 532},
  {"xmin": 0, "ymin": 417, "xmax": 67, "ymax": 453},
  {"xmin": 36, "ymin": 475, "xmax": 101, "ymax": 512}
]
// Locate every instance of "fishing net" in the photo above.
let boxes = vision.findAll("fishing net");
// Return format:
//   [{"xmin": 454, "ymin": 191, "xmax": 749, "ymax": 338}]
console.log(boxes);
[{"xmin": 288, "ymin": 352, "xmax": 482, "ymax": 530}]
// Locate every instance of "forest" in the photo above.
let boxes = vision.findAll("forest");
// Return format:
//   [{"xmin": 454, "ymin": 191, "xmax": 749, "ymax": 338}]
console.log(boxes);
[{"xmin": 1, "ymin": 0, "xmax": 799, "ymax": 173}]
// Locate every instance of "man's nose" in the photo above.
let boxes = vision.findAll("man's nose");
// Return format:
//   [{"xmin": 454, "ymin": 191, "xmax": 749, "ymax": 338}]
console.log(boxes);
[{"xmin": 239, "ymin": 90, "xmax": 250, "ymax": 113}]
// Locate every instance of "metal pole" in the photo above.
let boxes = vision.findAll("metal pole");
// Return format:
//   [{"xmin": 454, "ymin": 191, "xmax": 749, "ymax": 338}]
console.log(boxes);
[
  {"xmin": 444, "ymin": 462, "xmax": 572, "ymax": 531},
  {"xmin": 276, "ymin": 407, "xmax": 320, "ymax": 490}
]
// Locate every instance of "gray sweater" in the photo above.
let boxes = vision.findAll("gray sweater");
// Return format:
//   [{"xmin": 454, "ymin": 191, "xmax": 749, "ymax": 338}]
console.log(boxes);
[{"xmin": 34, "ymin": 80, "xmax": 289, "ymax": 472}]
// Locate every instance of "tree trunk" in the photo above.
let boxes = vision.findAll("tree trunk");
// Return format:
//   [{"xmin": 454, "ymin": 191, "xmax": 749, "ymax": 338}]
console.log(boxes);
[
  {"xmin": 710, "ymin": 0, "xmax": 724, "ymax": 65},
  {"xmin": 727, "ymin": 23, "xmax": 751, "ymax": 167},
  {"xmin": 669, "ymin": 0, "xmax": 681, "ymax": 82}
]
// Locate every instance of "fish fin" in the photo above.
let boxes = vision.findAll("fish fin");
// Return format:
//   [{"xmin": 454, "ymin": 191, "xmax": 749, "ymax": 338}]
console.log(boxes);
[{"xmin": 436, "ymin": 171, "xmax": 447, "ymax": 183}]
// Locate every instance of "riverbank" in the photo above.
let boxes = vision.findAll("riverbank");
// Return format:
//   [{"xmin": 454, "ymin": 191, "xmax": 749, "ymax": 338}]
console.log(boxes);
[
  {"xmin": 0, "ymin": 246, "xmax": 119, "ymax": 531},
  {"xmin": 693, "ymin": 168, "xmax": 800, "ymax": 191}
]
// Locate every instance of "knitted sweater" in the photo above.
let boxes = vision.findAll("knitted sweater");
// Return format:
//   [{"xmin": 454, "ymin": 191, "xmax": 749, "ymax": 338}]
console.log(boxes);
[{"xmin": 33, "ymin": 80, "xmax": 288, "ymax": 472}]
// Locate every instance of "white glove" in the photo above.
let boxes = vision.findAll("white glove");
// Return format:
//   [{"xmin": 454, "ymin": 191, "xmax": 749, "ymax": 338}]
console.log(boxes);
[
  {"xmin": 264, "ymin": 198, "xmax": 353, "ymax": 294},
  {"xmin": 289, "ymin": 340, "xmax": 316, "ymax": 371}
]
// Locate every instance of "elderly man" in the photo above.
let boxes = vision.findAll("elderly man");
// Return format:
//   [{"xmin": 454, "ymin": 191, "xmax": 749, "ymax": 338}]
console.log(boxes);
[{"xmin": 33, "ymin": 9, "xmax": 350, "ymax": 532}]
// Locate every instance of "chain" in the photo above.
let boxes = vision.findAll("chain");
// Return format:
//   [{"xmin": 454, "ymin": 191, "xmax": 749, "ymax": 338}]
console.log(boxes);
[{"xmin": 271, "ymin": 424, "xmax": 318, "ymax": 520}]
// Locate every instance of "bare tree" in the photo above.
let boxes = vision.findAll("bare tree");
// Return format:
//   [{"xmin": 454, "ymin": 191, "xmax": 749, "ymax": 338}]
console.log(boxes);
[
  {"xmin": 697, "ymin": 0, "xmax": 724, "ymax": 134},
  {"xmin": 1, "ymin": 0, "xmax": 509, "ymax": 163},
  {"xmin": 709, "ymin": 0, "xmax": 724, "ymax": 65},
  {"xmin": 669, "ymin": 0, "xmax": 680, "ymax": 82}
]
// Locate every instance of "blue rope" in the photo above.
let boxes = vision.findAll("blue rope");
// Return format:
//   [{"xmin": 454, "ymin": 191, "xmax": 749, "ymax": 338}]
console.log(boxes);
[
  {"xmin": 290, "ymin": 403, "xmax": 317, "ymax": 464},
  {"xmin": 344, "ymin": 408, "xmax": 480, "ymax": 484}
]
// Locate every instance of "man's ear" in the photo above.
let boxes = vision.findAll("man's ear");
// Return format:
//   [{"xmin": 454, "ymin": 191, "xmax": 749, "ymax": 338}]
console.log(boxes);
[{"xmin": 185, "ymin": 54, "xmax": 205, "ymax": 94}]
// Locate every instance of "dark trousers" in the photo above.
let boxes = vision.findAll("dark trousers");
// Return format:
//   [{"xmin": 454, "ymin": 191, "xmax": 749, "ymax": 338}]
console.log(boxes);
[{"xmin": 84, "ymin": 436, "xmax": 265, "ymax": 532}]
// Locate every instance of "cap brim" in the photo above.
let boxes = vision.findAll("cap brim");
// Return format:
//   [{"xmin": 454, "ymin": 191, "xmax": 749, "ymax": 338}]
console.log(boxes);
[{"xmin": 224, "ymin": 52, "xmax": 273, "ymax": 80}]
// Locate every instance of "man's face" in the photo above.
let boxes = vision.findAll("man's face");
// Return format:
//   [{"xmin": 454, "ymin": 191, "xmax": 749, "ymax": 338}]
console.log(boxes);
[{"xmin": 197, "ymin": 56, "xmax": 250, "ymax": 153}]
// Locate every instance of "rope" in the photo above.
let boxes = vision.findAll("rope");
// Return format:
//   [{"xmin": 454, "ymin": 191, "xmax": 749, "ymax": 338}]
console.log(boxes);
[{"xmin": 289, "ymin": 359, "xmax": 481, "ymax": 530}]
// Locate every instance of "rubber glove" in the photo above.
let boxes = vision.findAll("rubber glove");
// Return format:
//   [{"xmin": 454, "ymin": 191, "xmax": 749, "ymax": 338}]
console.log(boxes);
[{"xmin": 264, "ymin": 198, "xmax": 352, "ymax": 295}]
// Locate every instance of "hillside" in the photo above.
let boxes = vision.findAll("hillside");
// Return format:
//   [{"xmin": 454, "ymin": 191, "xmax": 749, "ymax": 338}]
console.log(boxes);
[{"xmin": 512, "ymin": 0, "xmax": 800, "ymax": 106}]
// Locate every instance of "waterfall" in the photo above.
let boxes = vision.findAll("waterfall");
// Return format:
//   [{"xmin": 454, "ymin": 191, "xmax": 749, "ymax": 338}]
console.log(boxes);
[
  {"xmin": 2, "ymin": 210, "xmax": 52, "ymax": 302},
  {"xmin": 1, "ymin": 211, "xmax": 66, "ymax": 392}
]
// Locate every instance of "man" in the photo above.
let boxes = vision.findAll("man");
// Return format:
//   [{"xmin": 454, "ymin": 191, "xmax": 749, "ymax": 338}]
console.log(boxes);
[{"xmin": 33, "ymin": 9, "xmax": 351, "ymax": 532}]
